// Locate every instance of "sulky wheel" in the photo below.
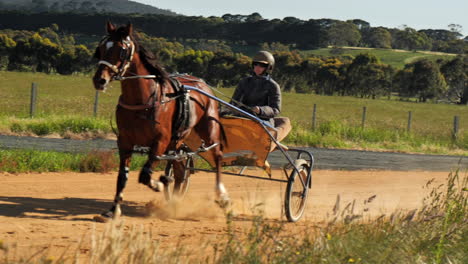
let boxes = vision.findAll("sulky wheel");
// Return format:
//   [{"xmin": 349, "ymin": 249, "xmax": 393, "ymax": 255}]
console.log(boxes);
[
  {"xmin": 285, "ymin": 159, "xmax": 310, "ymax": 222},
  {"xmin": 162, "ymin": 158, "xmax": 192, "ymax": 201}
]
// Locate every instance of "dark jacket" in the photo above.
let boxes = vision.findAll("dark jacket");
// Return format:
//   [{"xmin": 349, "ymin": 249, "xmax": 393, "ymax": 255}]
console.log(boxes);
[{"xmin": 229, "ymin": 74, "xmax": 281, "ymax": 124}]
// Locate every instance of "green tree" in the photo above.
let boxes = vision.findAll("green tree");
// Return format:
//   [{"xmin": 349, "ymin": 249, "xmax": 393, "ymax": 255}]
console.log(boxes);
[
  {"xmin": 31, "ymin": 33, "xmax": 63, "ymax": 73},
  {"xmin": 315, "ymin": 58, "xmax": 345, "ymax": 95},
  {"xmin": 246, "ymin": 12, "xmax": 263, "ymax": 23},
  {"xmin": 205, "ymin": 52, "xmax": 250, "ymax": 87},
  {"xmin": 365, "ymin": 27, "xmax": 392, "ymax": 48},
  {"xmin": 393, "ymin": 68, "xmax": 413, "ymax": 99},
  {"xmin": 273, "ymin": 51, "xmax": 306, "ymax": 92},
  {"xmin": 345, "ymin": 54, "xmax": 394, "ymax": 99},
  {"xmin": 327, "ymin": 21, "xmax": 361, "ymax": 47},
  {"xmin": 174, "ymin": 49, "xmax": 215, "ymax": 77},
  {"xmin": 9, "ymin": 33, "xmax": 63, "ymax": 73},
  {"xmin": 55, "ymin": 44, "xmax": 93, "ymax": 74},
  {"xmin": 444, "ymin": 39, "xmax": 467, "ymax": 54},
  {"xmin": 0, "ymin": 34, "xmax": 16, "ymax": 70},
  {"xmin": 440, "ymin": 56, "xmax": 468, "ymax": 104},
  {"xmin": 448, "ymin": 24, "xmax": 463, "ymax": 38},
  {"xmin": 392, "ymin": 27, "xmax": 432, "ymax": 50},
  {"xmin": 405, "ymin": 59, "xmax": 448, "ymax": 102}
]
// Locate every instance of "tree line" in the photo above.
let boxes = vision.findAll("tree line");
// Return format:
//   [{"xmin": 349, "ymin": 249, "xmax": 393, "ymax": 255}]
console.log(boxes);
[
  {"xmin": 0, "ymin": 25, "xmax": 466, "ymax": 104},
  {"xmin": 0, "ymin": 10, "xmax": 466, "ymax": 54}
]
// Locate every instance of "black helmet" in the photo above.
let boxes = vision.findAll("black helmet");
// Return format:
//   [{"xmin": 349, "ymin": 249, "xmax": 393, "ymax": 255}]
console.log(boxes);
[{"xmin": 252, "ymin": 50, "xmax": 275, "ymax": 74}]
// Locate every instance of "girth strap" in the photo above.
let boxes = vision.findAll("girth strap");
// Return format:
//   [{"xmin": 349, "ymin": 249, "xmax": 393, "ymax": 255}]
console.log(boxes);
[{"xmin": 169, "ymin": 78, "xmax": 191, "ymax": 141}]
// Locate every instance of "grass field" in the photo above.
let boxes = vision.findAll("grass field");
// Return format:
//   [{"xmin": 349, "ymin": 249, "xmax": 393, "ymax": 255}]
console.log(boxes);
[
  {"xmin": 0, "ymin": 71, "xmax": 467, "ymax": 155},
  {"xmin": 301, "ymin": 47, "xmax": 456, "ymax": 69}
]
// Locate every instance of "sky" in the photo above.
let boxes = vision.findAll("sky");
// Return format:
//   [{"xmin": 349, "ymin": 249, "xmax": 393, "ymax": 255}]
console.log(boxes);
[{"xmin": 133, "ymin": 0, "xmax": 468, "ymax": 36}]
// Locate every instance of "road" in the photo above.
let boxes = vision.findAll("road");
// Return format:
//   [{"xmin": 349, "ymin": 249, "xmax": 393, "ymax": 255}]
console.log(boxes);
[{"xmin": 1, "ymin": 135, "xmax": 467, "ymax": 171}]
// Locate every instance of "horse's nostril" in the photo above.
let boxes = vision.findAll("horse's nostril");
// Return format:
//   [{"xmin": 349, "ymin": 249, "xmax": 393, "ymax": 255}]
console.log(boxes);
[{"xmin": 99, "ymin": 79, "xmax": 107, "ymax": 85}]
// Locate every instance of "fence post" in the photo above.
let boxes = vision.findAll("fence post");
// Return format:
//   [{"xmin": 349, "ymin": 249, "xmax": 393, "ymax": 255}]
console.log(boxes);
[
  {"xmin": 93, "ymin": 90, "xmax": 100, "ymax": 117},
  {"xmin": 361, "ymin": 106, "xmax": 367, "ymax": 128},
  {"xmin": 312, "ymin": 104, "xmax": 317, "ymax": 130},
  {"xmin": 30, "ymin": 82, "xmax": 37, "ymax": 118},
  {"xmin": 407, "ymin": 111, "xmax": 412, "ymax": 133},
  {"xmin": 453, "ymin": 116, "xmax": 459, "ymax": 140}
]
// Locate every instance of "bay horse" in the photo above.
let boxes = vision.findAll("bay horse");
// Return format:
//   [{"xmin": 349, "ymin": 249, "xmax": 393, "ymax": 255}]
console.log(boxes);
[{"xmin": 92, "ymin": 22, "xmax": 228, "ymax": 221}]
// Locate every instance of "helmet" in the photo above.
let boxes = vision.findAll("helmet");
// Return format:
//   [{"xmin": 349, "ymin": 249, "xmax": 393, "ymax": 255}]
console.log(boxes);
[{"xmin": 252, "ymin": 50, "xmax": 275, "ymax": 74}]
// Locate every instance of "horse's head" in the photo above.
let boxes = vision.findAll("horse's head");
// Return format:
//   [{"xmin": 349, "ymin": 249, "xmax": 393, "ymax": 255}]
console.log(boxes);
[{"xmin": 92, "ymin": 22, "xmax": 136, "ymax": 90}]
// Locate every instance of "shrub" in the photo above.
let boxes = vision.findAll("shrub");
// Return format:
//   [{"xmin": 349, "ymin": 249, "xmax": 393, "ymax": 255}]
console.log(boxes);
[{"xmin": 78, "ymin": 151, "xmax": 118, "ymax": 173}]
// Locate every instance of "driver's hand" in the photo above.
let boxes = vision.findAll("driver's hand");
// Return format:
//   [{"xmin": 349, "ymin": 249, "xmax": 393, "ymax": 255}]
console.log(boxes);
[{"xmin": 252, "ymin": 106, "xmax": 260, "ymax": 114}]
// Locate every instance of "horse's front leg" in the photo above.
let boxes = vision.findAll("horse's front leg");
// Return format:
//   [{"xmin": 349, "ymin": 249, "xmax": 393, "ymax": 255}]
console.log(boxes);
[
  {"xmin": 94, "ymin": 149, "xmax": 132, "ymax": 222},
  {"xmin": 138, "ymin": 142, "xmax": 166, "ymax": 192}
]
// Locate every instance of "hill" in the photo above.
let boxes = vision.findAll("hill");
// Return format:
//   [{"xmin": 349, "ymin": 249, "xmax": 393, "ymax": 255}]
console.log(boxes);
[
  {"xmin": 302, "ymin": 47, "xmax": 457, "ymax": 69},
  {"xmin": 0, "ymin": 0, "xmax": 177, "ymax": 16}
]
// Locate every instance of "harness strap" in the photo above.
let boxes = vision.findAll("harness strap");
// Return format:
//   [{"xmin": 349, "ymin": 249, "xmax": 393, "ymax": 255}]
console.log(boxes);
[
  {"xmin": 98, "ymin": 60, "xmax": 119, "ymax": 73},
  {"xmin": 118, "ymin": 81, "xmax": 159, "ymax": 111},
  {"xmin": 118, "ymin": 96, "xmax": 158, "ymax": 111}
]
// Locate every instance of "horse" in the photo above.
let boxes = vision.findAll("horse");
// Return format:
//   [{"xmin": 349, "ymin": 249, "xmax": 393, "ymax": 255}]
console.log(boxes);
[{"xmin": 92, "ymin": 22, "xmax": 228, "ymax": 221}]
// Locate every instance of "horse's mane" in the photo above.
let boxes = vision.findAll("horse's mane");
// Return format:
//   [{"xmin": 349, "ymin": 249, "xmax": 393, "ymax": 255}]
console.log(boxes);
[{"xmin": 135, "ymin": 43, "xmax": 170, "ymax": 86}]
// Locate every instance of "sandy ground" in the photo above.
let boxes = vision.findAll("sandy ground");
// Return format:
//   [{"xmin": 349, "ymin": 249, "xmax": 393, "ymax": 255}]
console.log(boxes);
[{"xmin": 0, "ymin": 169, "xmax": 453, "ymax": 261}]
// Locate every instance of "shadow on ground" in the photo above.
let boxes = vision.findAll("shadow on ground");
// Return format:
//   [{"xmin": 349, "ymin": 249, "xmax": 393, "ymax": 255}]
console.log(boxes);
[{"xmin": 0, "ymin": 196, "xmax": 146, "ymax": 221}]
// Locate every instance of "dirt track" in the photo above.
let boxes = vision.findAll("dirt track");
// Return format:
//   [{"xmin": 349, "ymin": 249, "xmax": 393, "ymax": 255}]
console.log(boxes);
[{"xmin": 0, "ymin": 169, "xmax": 454, "ymax": 260}]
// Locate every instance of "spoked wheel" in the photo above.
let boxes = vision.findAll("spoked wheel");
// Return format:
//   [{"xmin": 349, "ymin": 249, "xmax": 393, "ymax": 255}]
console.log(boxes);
[
  {"xmin": 285, "ymin": 159, "xmax": 310, "ymax": 222},
  {"xmin": 163, "ymin": 158, "xmax": 192, "ymax": 201}
]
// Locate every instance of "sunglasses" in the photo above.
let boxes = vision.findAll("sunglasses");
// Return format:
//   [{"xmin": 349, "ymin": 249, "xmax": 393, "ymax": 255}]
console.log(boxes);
[{"xmin": 253, "ymin": 62, "xmax": 269, "ymax": 68}]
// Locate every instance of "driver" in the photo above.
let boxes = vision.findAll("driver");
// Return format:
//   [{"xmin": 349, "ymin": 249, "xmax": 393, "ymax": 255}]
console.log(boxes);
[{"xmin": 224, "ymin": 50, "xmax": 291, "ymax": 143}]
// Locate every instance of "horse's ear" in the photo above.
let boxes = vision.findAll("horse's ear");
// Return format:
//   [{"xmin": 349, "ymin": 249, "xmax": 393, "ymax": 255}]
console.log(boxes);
[
  {"xmin": 93, "ymin": 46, "xmax": 101, "ymax": 59},
  {"xmin": 106, "ymin": 21, "xmax": 116, "ymax": 34},
  {"xmin": 126, "ymin": 23, "xmax": 133, "ymax": 36}
]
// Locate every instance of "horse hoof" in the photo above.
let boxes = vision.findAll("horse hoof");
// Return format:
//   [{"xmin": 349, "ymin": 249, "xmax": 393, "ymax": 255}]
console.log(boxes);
[
  {"xmin": 215, "ymin": 195, "xmax": 231, "ymax": 209},
  {"xmin": 159, "ymin": 175, "xmax": 174, "ymax": 185},
  {"xmin": 93, "ymin": 215, "xmax": 111, "ymax": 223},
  {"xmin": 93, "ymin": 209, "xmax": 120, "ymax": 222},
  {"xmin": 150, "ymin": 180, "xmax": 164, "ymax": 192}
]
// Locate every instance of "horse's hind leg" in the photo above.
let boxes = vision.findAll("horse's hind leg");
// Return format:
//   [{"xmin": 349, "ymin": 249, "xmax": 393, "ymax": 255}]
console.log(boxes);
[
  {"xmin": 95, "ymin": 149, "xmax": 132, "ymax": 222},
  {"xmin": 172, "ymin": 160, "xmax": 184, "ymax": 192},
  {"xmin": 196, "ymin": 118, "xmax": 229, "ymax": 205},
  {"xmin": 213, "ymin": 147, "xmax": 229, "ymax": 207}
]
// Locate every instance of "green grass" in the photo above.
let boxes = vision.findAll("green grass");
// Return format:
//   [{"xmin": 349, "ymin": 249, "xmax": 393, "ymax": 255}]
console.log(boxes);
[
  {"xmin": 0, "ymin": 148, "xmax": 213, "ymax": 173},
  {"xmin": 6, "ymin": 115, "xmax": 112, "ymax": 136},
  {"xmin": 0, "ymin": 71, "xmax": 119, "ymax": 118},
  {"xmin": 0, "ymin": 149, "xmax": 149, "ymax": 173},
  {"xmin": 1, "ymin": 71, "xmax": 468, "ymax": 155},
  {"xmin": 301, "ymin": 47, "xmax": 455, "ymax": 69}
]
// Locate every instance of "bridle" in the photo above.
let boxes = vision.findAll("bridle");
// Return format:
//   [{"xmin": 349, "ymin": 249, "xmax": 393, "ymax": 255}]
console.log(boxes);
[{"xmin": 97, "ymin": 36, "xmax": 156, "ymax": 81}]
